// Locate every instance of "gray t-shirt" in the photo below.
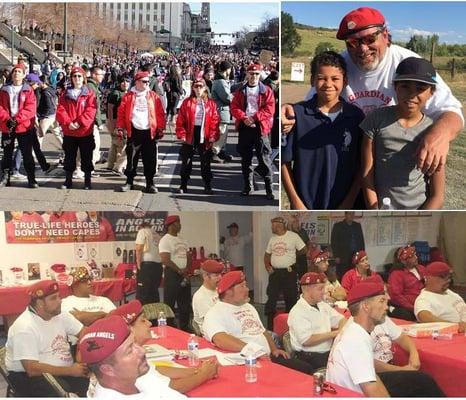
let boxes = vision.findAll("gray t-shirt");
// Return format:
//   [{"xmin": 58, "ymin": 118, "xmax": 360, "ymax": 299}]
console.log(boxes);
[{"xmin": 360, "ymin": 106, "xmax": 433, "ymax": 209}]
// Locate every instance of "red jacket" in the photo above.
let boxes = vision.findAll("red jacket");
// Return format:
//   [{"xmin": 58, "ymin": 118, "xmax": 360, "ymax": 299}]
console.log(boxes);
[
  {"xmin": 231, "ymin": 81, "xmax": 275, "ymax": 136},
  {"xmin": 176, "ymin": 97, "xmax": 220, "ymax": 146},
  {"xmin": 341, "ymin": 268, "xmax": 383, "ymax": 292},
  {"xmin": 0, "ymin": 83, "xmax": 36, "ymax": 134},
  {"xmin": 56, "ymin": 86, "xmax": 97, "ymax": 137},
  {"xmin": 116, "ymin": 89, "xmax": 166, "ymax": 140},
  {"xmin": 388, "ymin": 265, "xmax": 426, "ymax": 311}
]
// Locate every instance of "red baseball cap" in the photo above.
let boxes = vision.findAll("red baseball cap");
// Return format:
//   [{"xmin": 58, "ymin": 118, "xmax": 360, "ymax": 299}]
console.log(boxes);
[
  {"xmin": 12, "ymin": 63, "xmax": 26, "ymax": 73},
  {"xmin": 397, "ymin": 245, "xmax": 417, "ymax": 262},
  {"xmin": 425, "ymin": 262, "xmax": 452, "ymax": 278},
  {"xmin": 134, "ymin": 71, "xmax": 150, "ymax": 81},
  {"xmin": 79, "ymin": 316, "xmax": 130, "ymax": 364},
  {"xmin": 308, "ymin": 249, "xmax": 330, "ymax": 264},
  {"xmin": 247, "ymin": 63, "xmax": 263, "ymax": 72},
  {"xmin": 201, "ymin": 259, "xmax": 224, "ymax": 274},
  {"xmin": 217, "ymin": 271, "xmax": 245, "ymax": 295},
  {"xmin": 352, "ymin": 250, "xmax": 367, "ymax": 265},
  {"xmin": 300, "ymin": 272, "xmax": 327, "ymax": 286},
  {"xmin": 51, "ymin": 264, "xmax": 66, "ymax": 273},
  {"xmin": 347, "ymin": 282, "xmax": 385, "ymax": 305},
  {"xmin": 28, "ymin": 280, "xmax": 59, "ymax": 301},
  {"xmin": 164, "ymin": 215, "xmax": 180, "ymax": 227},
  {"xmin": 110, "ymin": 299, "xmax": 143, "ymax": 325},
  {"xmin": 70, "ymin": 66, "xmax": 85, "ymax": 76},
  {"xmin": 336, "ymin": 7, "xmax": 385, "ymax": 40}
]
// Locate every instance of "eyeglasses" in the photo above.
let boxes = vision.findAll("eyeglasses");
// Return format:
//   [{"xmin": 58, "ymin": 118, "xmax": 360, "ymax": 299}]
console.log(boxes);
[
  {"xmin": 345, "ymin": 30, "xmax": 383, "ymax": 49},
  {"xmin": 140, "ymin": 80, "xmax": 150, "ymax": 83},
  {"xmin": 72, "ymin": 74, "xmax": 83, "ymax": 78},
  {"xmin": 193, "ymin": 84, "xmax": 204, "ymax": 88},
  {"xmin": 249, "ymin": 72, "xmax": 261, "ymax": 76}
]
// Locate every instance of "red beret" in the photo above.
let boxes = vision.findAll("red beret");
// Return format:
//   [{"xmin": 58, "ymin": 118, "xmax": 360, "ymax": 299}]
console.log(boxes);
[
  {"xmin": 110, "ymin": 300, "xmax": 143, "ymax": 325},
  {"xmin": 352, "ymin": 250, "xmax": 367, "ymax": 265},
  {"xmin": 337, "ymin": 7, "xmax": 385, "ymax": 40},
  {"xmin": 134, "ymin": 71, "xmax": 150, "ymax": 81},
  {"xmin": 12, "ymin": 63, "xmax": 26, "ymax": 73},
  {"xmin": 69, "ymin": 266, "xmax": 91, "ymax": 286},
  {"xmin": 397, "ymin": 245, "xmax": 416, "ymax": 262},
  {"xmin": 247, "ymin": 63, "xmax": 263, "ymax": 72},
  {"xmin": 28, "ymin": 280, "xmax": 59, "ymax": 300},
  {"xmin": 70, "ymin": 66, "xmax": 85, "ymax": 76},
  {"xmin": 164, "ymin": 215, "xmax": 180, "ymax": 227},
  {"xmin": 308, "ymin": 249, "xmax": 330, "ymax": 264},
  {"xmin": 217, "ymin": 271, "xmax": 245, "ymax": 295},
  {"xmin": 201, "ymin": 259, "xmax": 224, "ymax": 274},
  {"xmin": 51, "ymin": 264, "xmax": 66, "ymax": 273},
  {"xmin": 193, "ymin": 77, "xmax": 206, "ymax": 86},
  {"xmin": 425, "ymin": 262, "xmax": 452, "ymax": 278},
  {"xmin": 79, "ymin": 316, "xmax": 130, "ymax": 364},
  {"xmin": 347, "ymin": 282, "xmax": 385, "ymax": 305},
  {"xmin": 300, "ymin": 272, "xmax": 327, "ymax": 286}
]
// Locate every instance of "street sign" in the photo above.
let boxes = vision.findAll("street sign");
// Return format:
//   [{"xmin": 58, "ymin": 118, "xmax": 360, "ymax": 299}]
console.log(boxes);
[
  {"xmin": 57, "ymin": 51, "xmax": 72, "ymax": 57},
  {"xmin": 290, "ymin": 62, "xmax": 305, "ymax": 81}
]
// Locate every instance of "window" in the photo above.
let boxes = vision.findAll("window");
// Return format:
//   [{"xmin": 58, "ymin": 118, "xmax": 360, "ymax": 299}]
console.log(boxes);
[{"xmin": 124, "ymin": 3, "xmax": 128, "ymax": 10}]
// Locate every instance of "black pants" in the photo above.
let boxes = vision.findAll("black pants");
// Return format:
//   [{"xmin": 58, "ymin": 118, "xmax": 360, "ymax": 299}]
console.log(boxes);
[
  {"xmin": 179, "ymin": 126, "xmax": 212, "ymax": 185},
  {"xmin": 295, "ymin": 350, "xmax": 330, "ymax": 372},
  {"xmin": 271, "ymin": 354, "xmax": 315, "ymax": 375},
  {"xmin": 8, "ymin": 371, "xmax": 89, "ymax": 397},
  {"xmin": 163, "ymin": 267, "xmax": 192, "ymax": 332},
  {"xmin": 125, "ymin": 126, "xmax": 157, "ymax": 185},
  {"xmin": 379, "ymin": 371, "xmax": 444, "ymax": 397},
  {"xmin": 295, "ymin": 256, "xmax": 308, "ymax": 281},
  {"xmin": 32, "ymin": 128, "xmax": 49, "ymax": 171},
  {"xmin": 388, "ymin": 306, "xmax": 417, "ymax": 321},
  {"xmin": 1, "ymin": 130, "xmax": 35, "ymax": 177},
  {"xmin": 167, "ymin": 93, "xmax": 180, "ymax": 117},
  {"xmin": 237, "ymin": 124, "xmax": 272, "ymax": 184},
  {"xmin": 63, "ymin": 134, "xmax": 95, "ymax": 173},
  {"xmin": 265, "ymin": 268, "xmax": 298, "ymax": 330},
  {"xmin": 136, "ymin": 261, "xmax": 163, "ymax": 305}
]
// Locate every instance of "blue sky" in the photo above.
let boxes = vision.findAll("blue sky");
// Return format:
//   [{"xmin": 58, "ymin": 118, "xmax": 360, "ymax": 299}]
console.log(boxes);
[
  {"xmin": 282, "ymin": 2, "xmax": 466, "ymax": 44},
  {"xmin": 189, "ymin": 2, "xmax": 278, "ymax": 34}
]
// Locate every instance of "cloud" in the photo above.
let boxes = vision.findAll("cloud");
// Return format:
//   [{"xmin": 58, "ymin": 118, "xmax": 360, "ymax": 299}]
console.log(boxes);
[{"xmin": 392, "ymin": 27, "xmax": 439, "ymax": 37}]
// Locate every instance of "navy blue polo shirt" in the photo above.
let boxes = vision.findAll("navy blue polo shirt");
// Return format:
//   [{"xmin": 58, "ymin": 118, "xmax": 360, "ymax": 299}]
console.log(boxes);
[{"xmin": 282, "ymin": 95, "xmax": 365, "ymax": 209}]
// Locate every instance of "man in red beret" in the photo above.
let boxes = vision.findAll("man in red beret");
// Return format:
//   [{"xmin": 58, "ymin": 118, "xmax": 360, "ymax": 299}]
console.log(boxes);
[
  {"xmin": 287, "ymin": 272, "xmax": 346, "ymax": 371},
  {"xmin": 158, "ymin": 215, "xmax": 192, "ymax": 332},
  {"xmin": 5, "ymin": 280, "xmax": 89, "ymax": 396},
  {"xmin": 0, "ymin": 63, "xmax": 38, "ymax": 188},
  {"xmin": 282, "ymin": 6, "xmax": 463, "ymax": 176},
  {"xmin": 192, "ymin": 259, "xmax": 224, "ymax": 331},
  {"xmin": 414, "ymin": 262, "xmax": 465, "ymax": 332},
  {"xmin": 117, "ymin": 68, "xmax": 166, "ymax": 194},
  {"xmin": 231, "ymin": 62, "xmax": 275, "ymax": 200},
  {"xmin": 264, "ymin": 216, "xmax": 306, "ymax": 330},
  {"xmin": 388, "ymin": 245, "xmax": 426, "ymax": 321}
]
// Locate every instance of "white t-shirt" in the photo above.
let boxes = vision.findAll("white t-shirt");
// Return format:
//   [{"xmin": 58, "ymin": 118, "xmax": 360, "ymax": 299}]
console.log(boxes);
[
  {"xmin": 158, "ymin": 233, "xmax": 188, "ymax": 270},
  {"xmin": 61, "ymin": 295, "xmax": 116, "ymax": 314},
  {"xmin": 5, "ymin": 308, "xmax": 83, "ymax": 372},
  {"xmin": 326, "ymin": 319, "xmax": 377, "ymax": 394},
  {"xmin": 265, "ymin": 230, "xmax": 306, "ymax": 269},
  {"xmin": 9, "ymin": 85, "xmax": 23, "ymax": 117},
  {"xmin": 192, "ymin": 285, "xmax": 218, "ymax": 329},
  {"xmin": 305, "ymin": 44, "xmax": 463, "ymax": 121},
  {"xmin": 245, "ymin": 85, "xmax": 260, "ymax": 117},
  {"xmin": 288, "ymin": 296, "xmax": 343, "ymax": 353},
  {"xmin": 414, "ymin": 288, "xmax": 466, "ymax": 322},
  {"xmin": 370, "ymin": 317, "xmax": 402, "ymax": 363},
  {"xmin": 203, "ymin": 301, "xmax": 270, "ymax": 354},
  {"xmin": 131, "ymin": 88, "xmax": 150, "ymax": 130},
  {"xmin": 224, "ymin": 233, "xmax": 252, "ymax": 267},
  {"xmin": 135, "ymin": 227, "xmax": 162, "ymax": 263}
]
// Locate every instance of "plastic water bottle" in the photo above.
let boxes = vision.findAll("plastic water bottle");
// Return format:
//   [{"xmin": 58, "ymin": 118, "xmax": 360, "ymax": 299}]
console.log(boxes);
[
  {"xmin": 380, "ymin": 197, "xmax": 394, "ymax": 210},
  {"xmin": 187, "ymin": 334, "xmax": 199, "ymax": 366},
  {"xmin": 245, "ymin": 354, "xmax": 257, "ymax": 383},
  {"xmin": 157, "ymin": 311, "xmax": 167, "ymax": 338}
]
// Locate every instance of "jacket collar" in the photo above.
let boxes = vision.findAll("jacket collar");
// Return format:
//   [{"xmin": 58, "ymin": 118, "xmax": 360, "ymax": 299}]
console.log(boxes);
[
  {"xmin": 1, "ymin": 82, "xmax": 32, "ymax": 94},
  {"xmin": 241, "ymin": 81, "xmax": 267, "ymax": 95},
  {"xmin": 64, "ymin": 85, "xmax": 90, "ymax": 101}
]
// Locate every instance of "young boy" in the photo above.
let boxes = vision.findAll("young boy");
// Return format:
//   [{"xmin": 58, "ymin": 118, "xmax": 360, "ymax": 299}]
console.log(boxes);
[
  {"xmin": 281, "ymin": 51, "xmax": 365, "ymax": 210},
  {"xmin": 361, "ymin": 57, "xmax": 445, "ymax": 209}
]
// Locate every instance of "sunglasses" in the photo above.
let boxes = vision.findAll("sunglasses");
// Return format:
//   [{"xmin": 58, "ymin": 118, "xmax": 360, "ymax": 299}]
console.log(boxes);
[
  {"xmin": 249, "ymin": 72, "xmax": 261, "ymax": 76},
  {"xmin": 345, "ymin": 29, "xmax": 383, "ymax": 49},
  {"xmin": 140, "ymin": 80, "xmax": 150, "ymax": 83},
  {"xmin": 193, "ymin": 84, "xmax": 204, "ymax": 88},
  {"xmin": 72, "ymin": 74, "xmax": 83, "ymax": 78}
]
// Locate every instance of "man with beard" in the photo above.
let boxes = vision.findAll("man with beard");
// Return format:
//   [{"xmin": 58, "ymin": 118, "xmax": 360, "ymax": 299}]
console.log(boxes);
[
  {"xmin": 5, "ymin": 280, "xmax": 89, "ymax": 397},
  {"xmin": 282, "ymin": 7, "xmax": 463, "ymax": 178}
]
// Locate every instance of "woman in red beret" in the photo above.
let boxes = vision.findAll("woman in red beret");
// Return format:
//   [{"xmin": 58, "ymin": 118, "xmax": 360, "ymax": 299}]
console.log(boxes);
[
  {"xmin": 341, "ymin": 250, "xmax": 383, "ymax": 292},
  {"xmin": 176, "ymin": 77, "xmax": 220, "ymax": 194},
  {"xmin": 56, "ymin": 66, "xmax": 97, "ymax": 190}
]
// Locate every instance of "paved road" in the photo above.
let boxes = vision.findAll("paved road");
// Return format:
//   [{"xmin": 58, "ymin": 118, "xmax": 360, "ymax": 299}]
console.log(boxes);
[{"xmin": 0, "ymin": 124, "xmax": 279, "ymax": 211}]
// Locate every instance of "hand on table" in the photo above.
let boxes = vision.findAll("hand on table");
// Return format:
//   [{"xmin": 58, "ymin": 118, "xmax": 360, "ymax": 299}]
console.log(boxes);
[
  {"xmin": 199, "ymin": 358, "xmax": 219, "ymax": 379},
  {"xmin": 271, "ymin": 349, "xmax": 290, "ymax": 359}
]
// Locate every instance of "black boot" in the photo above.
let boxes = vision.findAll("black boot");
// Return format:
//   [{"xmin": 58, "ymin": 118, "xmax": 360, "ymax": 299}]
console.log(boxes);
[
  {"xmin": 204, "ymin": 181, "xmax": 213, "ymax": 195},
  {"xmin": 27, "ymin": 173, "xmax": 39, "ymax": 189},
  {"xmin": 265, "ymin": 179, "xmax": 275, "ymax": 200},
  {"xmin": 144, "ymin": 177, "xmax": 157, "ymax": 194},
  {"xmin": 61, "ymin": 171, "xmax": 73, "ymax": 189},
  {"xmin": 240, "ymin": 174, "xmax": 253, "ymax": 196},
  {"xmin": 83, "ymin": 173, "xmax": 91, "ymax": 190},
  {"xmin": 0, "ymin": 170, "xmax": 11, "ymax": 188}
]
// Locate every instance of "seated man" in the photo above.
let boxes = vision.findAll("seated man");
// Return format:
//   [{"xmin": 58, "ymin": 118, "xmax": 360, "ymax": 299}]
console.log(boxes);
[
  {"xmin": 192, "ymin": 259, "xmax": 224, "ymax": 332},
  {"xmin": 110, "ymin": 300, "xmax": 218, "ymax": 394},
  {"xmin": 62, "ymin": 266, "xmax": 116, "ymax": 327},
  {"xmin": 288, "ymin": 272, "xmax": 346, "ymax": 371},
  {"xmin": 414, "ymin": 261, "xmax": 466, "ymax": 332},
  {"xmin": 5, "ymin": 280, "xmax": 89, "ymax": 397},
  {"xmin": 202, "ymin": 271, "xmax": 314, "ymax": 374},
  {"xmin": 327, "ymin": 282, "xmax": 444, "ymax": 397},
  {"xmin": 79, "ymin": 315, "xmax": 186, "ymax": 398}
]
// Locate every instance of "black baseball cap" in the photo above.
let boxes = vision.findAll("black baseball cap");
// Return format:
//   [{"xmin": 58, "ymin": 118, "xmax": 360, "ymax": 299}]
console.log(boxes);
[
  {"xmin": 227, "ymin": 222, "xmax": 238, "ymax": 229},
  {"xmin": 393, "ymin": 57, "xmax": 437, "ymax": 85}
]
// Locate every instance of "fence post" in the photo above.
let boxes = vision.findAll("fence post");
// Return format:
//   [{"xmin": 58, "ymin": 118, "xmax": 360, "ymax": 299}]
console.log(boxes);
[{"xmin": 451, "ymin": 58, "xmax": 456, "ymax": 80}]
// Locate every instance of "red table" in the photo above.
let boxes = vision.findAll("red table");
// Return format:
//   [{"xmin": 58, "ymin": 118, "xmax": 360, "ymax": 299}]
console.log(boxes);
[{"xmin": 146, "ymin": 326, "xmax": 361, "ymax": 398}]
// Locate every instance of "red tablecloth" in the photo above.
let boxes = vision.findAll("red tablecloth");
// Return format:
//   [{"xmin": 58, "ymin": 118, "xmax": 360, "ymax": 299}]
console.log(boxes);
[
  {"xmin": 146, "ymin": 326, "xmax": 360, "ymax": 398},
  {"xmin": 0, "ymin": 278, "xmax": 135, "ymax": 316}
]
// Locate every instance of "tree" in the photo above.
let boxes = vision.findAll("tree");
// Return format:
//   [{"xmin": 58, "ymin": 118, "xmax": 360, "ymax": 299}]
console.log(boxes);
[
  {"xmin": 281, "ymin": 12, "xmax": 301, "ymax": 55},
  {"xmin": 314, "ymin": 42, "xmax": 336, "ymax": 56}
]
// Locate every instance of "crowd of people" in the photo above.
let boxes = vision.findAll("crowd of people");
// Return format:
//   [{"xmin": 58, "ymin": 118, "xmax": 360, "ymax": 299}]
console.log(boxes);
[{"xmin": 0, "ymin": 46, "xmax": 279, "ymax": 198}]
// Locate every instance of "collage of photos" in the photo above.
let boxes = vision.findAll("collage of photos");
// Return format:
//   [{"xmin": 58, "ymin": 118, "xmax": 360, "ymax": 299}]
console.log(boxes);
[{"xmin": 0, "ymin": 1, "xmax": 465, "ymax": 399}]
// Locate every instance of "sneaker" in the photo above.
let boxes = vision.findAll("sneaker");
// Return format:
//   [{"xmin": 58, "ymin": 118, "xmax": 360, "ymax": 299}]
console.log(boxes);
[
  {"xmin": 111, "ymin": 170, "xmax": 125, "ymax": 176},
  {"xmin": 73, "ymin": 170, "xmax": 85, "ymax": 179},
  {"xmin": 10, "ymin": 172, "xmax": 27, "ymax": 181},
  {"xmin": 177, "ymin": 185, "xmax": 188, "ymax": 194},
  {"xmin": 28, "ymin": 181, "xmax": 39, "ymax": 189},
  {"xmin": 211, "ymin": 154, "xmax": 224, "ymax": 163},
  {"xmin": 144, "ymin": 185, "xmax": 158, "ymax": 194},
  {"xmin": 91, "ymin": 171, "xmax": 100, "ymax": 178},
  {"xmin": 121, "ymin": 183, "xmax": 134, "ymax": 192}
]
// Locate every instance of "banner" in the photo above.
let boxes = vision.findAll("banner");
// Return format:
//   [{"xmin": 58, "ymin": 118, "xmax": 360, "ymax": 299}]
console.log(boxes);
[{"xmin": 5, "ymin": 211, "xmax": 168, "ymax": 244}]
